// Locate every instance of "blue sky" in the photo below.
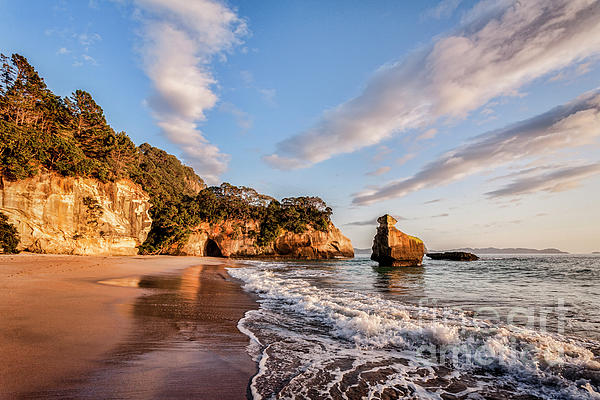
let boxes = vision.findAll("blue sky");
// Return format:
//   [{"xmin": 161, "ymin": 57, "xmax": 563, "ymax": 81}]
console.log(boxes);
[{"xmin": 1, "ymin": 0, "xmax": 599, "ymax": 252}]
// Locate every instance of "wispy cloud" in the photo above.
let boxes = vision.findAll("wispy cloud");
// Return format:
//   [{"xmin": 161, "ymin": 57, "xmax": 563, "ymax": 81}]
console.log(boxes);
[
  {"xmin": 240, "ymin": 70, "xmax": 277, "ymax": 105},
  {"xmin": 486, "ymin": 163, "xmax": 600, "ymax": 198},
  {"xmin": 264, "ymin": 0, "xmax": 600, "ymax": 170},
  {"xmin": 372, "ymin": 145, "xmax": 393, "ymax": 162},
  {"xmin": 46, "ymin": 25, "xmax": 101, "ymax": 66},
  {"xmin": 396, "ymin": 153, "xmax": 416, "ymax": 166},
  {"xmin": 219, "ymin": 102, "xmax": 253, "ymax": 133},
  {"xmin": 366, "ymin": 166, "xmax": 391, "ymax": 176},
  {"xmin": 78, "ymin": 32, "xmax": 102, "ymax": 46},
  {"xmin": 424, "ymin": 198, "xmax": 443, "ymax": 204},
  {"xmin": 549, "ymin": 60, "xmax": 596, "ymax": 82},
  {"xmin": 72, "ymin": 54, "xmax": 98, "ymax": 67},
  {"xmin": 345, "ymin": 215, "xmax": 408, "ymax": 226},
  {"xmin": 344, "ymin": 219, "xmax": 377, "ymax": 226},
  {"xmin": 416, "ymin": 128, "xmax": 438, "ymax": 141},
  {"xmin": 423, "ymin": 0, "xmax": 463, "ymax": 20},
  {"xmin": 431, "ymin": 213, "xmax": 449, "ymax": 218},
  {"xmin": 82, "ymin": 54, "xmax": 97, "ymax": 65},
  {"xmin": 134, "ymin": 0, "xmax": 247, "ymax": 184},
  {"xmin": 352, "ymin": 89, "xmax": 600, "ymax": 205}
]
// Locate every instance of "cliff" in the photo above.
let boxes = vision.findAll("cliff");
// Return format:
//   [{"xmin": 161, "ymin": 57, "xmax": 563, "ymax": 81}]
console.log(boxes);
[
  {"xmin": 371, "ymin": 214, "xmax": 425, "ymax": 267},
  {"xmin": 170, "ymin": 220, "xmax": 354, "ymax": 259},
  {"xmin": 0, "ymin": 172, "xmax": 353, "ymax": 259},
  {"xmin": 0, "ymin": 172, "xmax": 152, "ymax": 255}
]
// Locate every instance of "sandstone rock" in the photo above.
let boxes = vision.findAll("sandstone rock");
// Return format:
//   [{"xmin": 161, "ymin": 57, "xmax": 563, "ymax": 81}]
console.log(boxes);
[
  {"xmin": 426, "ymin": 252, "xmax": 479, "ymax": 261},
  {"xmin": 371, "ymin": 214, "xmax": 425, "ymax": 267},
  {"xmin": 0, "ymin": 172, "xmax": 152, "ymax": 255},
  {"xmin": 172, "ymin": 220, "xmax": 354, "ymax": 259}
]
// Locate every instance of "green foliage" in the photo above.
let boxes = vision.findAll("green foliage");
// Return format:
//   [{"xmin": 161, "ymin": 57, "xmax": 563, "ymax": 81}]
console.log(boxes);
[
  {"xmin": 257, "ymin": 200, "xmax": 282, "ymax": 247},
  {"xmin": 133, "ymin": 143, "xmax": 204, "ymax": 213},
  {"xmin": 0, "ymin": 212, "xmax": 19, "ymax": 254},
  {"xmin": 137, "ymin": 198, "xmax": 195, "ymax": 255}
]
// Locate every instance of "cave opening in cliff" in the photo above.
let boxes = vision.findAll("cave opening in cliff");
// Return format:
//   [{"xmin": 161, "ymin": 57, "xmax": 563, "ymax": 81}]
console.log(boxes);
[{"xmin": 205, "ymin": 239, "xmax": 223, "ymax": 257}]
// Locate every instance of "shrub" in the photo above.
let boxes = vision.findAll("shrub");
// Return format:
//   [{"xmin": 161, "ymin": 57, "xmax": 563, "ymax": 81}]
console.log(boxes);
[{"xmin": 0, "ymin": 212, "xmax": 19, "ymax": 253}]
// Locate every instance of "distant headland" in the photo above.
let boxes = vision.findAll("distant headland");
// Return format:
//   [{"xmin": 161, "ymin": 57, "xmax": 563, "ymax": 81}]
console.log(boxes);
[{"xmin": 433, "ymin": 247, "xmax": 568, "ymax": 254}]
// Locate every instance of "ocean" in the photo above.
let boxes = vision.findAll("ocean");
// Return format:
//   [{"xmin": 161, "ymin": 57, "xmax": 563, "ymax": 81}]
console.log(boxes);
[{"xmin": 228, "ymin": 254, "xmax": 600, "ymax": 399}]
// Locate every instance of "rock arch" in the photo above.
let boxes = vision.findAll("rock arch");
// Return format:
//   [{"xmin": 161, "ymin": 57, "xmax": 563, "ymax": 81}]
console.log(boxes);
[{"xmin": 204, "ymin": 239, "xmax": 223, "ymax": 257}]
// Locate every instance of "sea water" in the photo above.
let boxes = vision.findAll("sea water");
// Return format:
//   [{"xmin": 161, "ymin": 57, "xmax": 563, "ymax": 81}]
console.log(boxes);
[{"xmin": 228, "ymin": 254, "xmax": 600, "ymax": 399}]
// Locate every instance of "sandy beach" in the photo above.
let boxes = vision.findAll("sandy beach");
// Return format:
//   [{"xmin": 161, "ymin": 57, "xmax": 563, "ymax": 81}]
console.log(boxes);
[{"xmin": 0, "ymin": 254, "xmax": 258, "ymax": 399}]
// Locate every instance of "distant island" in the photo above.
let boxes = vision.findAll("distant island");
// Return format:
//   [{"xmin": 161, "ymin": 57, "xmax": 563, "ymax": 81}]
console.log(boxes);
[
  {"xmin": 433, "ymin": 247, "xmax": 568, "ymax": 254},
  {"xmin": 355, "ymin": 247, "xmax": 569, "ymax": 255}
]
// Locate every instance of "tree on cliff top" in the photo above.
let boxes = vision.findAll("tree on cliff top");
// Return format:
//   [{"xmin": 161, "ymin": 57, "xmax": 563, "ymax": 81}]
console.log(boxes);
[
  {"xmin": 0, "ymin": 53, "xmax": 205, "ymax": 188},
  {"xmin": 139, "ymin": 182, "xmax": 333, "ymax": 254},
  {"xmin": 0, "ymin": 212, "xmax": 19, "ymax": 254}
]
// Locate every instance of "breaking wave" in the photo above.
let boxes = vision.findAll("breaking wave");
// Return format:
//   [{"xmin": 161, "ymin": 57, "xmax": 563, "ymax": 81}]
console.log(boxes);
[{"xmin": 228, "ymin": 260, "xmax": 600, "ymax": 399}]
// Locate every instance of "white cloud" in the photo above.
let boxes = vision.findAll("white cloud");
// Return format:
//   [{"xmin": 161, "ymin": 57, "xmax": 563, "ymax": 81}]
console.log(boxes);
[
  {"xmin": 135, "ymin": 0, "xmax": 247, "ymax": 184},
  {"xmin": 352, "ymin": 89, "xmax": 600, "ymax": 205},
  {"xmin": 265, "ymin": 0, "xmax": 600, "ymax": 170}
]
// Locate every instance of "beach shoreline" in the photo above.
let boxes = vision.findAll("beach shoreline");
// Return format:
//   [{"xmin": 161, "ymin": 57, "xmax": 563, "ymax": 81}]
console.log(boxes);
[{"xmin": 0, "ymin": 254, "xmax": 258, "ymax": 399}]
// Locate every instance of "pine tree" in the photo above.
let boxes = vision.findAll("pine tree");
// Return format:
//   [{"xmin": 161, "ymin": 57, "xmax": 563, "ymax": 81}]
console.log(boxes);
[{"xmin": 68, "ymin": 90, "xmax": 115, "ymax": 159}]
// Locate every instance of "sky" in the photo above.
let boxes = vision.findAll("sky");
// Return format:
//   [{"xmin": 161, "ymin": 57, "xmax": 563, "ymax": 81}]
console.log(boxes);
[{"xmin": 1, "ymin": 0, "xmax": 599, "ymax": 253}]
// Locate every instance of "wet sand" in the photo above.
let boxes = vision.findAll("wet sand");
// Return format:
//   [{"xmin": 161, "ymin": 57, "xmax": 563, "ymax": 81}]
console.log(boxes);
[{"xmin": 0, "ymin": 254, "xmax": 258, "ymax": 399}]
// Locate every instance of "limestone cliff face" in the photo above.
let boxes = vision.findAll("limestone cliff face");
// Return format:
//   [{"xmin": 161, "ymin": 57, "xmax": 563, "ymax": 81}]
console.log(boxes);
[
  {"xmin": 371, "ymin": 214, "xmax": 425, "ymax": 267},
  {"xmin": 172, "ymin": 220, "xmax": 354, "ymax": 259},
  {"xmin": 0, "ymin": 172, "xmax": 152, "ymax": 255}
]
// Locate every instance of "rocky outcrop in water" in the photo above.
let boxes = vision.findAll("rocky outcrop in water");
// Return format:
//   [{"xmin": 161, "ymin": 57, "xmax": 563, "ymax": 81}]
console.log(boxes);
[
  {"xmin": 427, "ymin": 252, "xmax": 479, "ymax": 261},
  {"xmin": 0, "ymin": 172, "xmax": 152, "ymax": 255},
  {"xmin": 171, "ymin": 220, "xmax": 354, "ymax": 259},
  {"xmin": 371, "ymin": 214, "xmax": 425, "ymax": 267}
]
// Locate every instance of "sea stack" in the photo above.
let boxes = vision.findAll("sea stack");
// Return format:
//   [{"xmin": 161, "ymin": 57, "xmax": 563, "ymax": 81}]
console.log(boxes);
[{"xmin": 371, "ymin": 214, "xmax": 425, "ymax": 267}]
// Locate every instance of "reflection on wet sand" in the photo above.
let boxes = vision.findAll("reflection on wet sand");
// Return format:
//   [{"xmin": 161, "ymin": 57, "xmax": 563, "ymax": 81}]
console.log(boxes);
[
  {"xmin": 28, "ymin": 263, "xmax": 257, "ymax": 400},
  {"xmin": 372, "ymin": 265, "xmax": 426, "ymax": 298}
]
